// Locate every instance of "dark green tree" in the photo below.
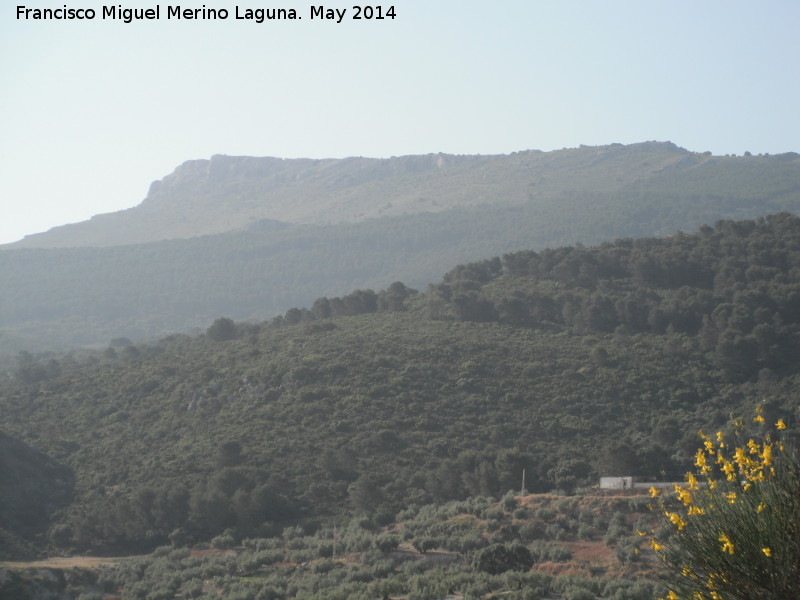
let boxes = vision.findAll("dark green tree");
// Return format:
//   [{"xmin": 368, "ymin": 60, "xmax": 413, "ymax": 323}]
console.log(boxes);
[
  {"xmin": 207, "ymin": 317, "xmax": 236, "ymax": 341},
  {"xmin": 471, "ymin": 543, "xmax": 533, "ymax": 574}
]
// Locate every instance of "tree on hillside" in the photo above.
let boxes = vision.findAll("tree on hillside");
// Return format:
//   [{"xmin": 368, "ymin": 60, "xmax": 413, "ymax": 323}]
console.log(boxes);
[
  {"xmin": 207, "ymin": 317, "xmax": 236, "ymax": 341},
  {"xmin": 472, "ymin": 543, "xmax": 533, "ymax": 574}
]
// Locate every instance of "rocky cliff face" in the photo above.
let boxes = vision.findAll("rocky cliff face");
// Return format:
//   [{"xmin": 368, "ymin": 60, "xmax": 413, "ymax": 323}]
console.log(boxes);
[{"xmin": 6, "ymin": 142, "xmax": 700, "ymax": 248}]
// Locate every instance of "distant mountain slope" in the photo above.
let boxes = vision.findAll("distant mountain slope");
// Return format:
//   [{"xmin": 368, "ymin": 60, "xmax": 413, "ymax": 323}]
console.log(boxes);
[
  {"xmin": 1, "ymin": 143, "xmax": 799, "ymax": 354},
  {"xmin": 8, "ymin": 142, "xmax": 800, "ymax": 248}
]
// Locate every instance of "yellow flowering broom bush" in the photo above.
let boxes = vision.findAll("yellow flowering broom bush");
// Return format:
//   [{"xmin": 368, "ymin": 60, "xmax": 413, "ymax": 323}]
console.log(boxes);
[{"xmin": 649, "ymin": 408, "xmax": 799, "ymax": 600}]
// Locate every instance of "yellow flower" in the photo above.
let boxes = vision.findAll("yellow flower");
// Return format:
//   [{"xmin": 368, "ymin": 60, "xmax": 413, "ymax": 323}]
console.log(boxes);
[
  {"xmin": 716, "ymin": 431, "xmax": 724, "ymax": 442},
  {"xmin": 726, "ymin": 491, "xmax": 737, "ymax": 504},
  {"xmin": 651, "ymin": 539, "xmax": 664, "ymax": 552},
  {"xmin": 649, "ymin": 486, "xmax": 660, "ymax": 498},
  {"xmin": 688, "ymin": 505, "xmax": 705, "ymax": 516},
  {"xmin": 776, "ymin": 418, "xmax": 787, "ymax": 430},
  {"xmin": 666, "ymin": 591, "xmax": 679, "ymax": 600},
  {"xmin": 754, "ymin": 414, "xmax": 765, "ymax": 424},
  {"xmin": 762, "ymin": 444, "xmax": 773, "ymax": 466},
  {"xmin": 762, "ymin": 547, "xmax": 772, "ymax": 557},
  {"xmin": 757, "ymin": 501, "xmax": 767, "ymax": 513},
  {"xmin": 674, "ymin": 485, "xmax": 693, "ymax": 506},
  {"xmin": 666, "ymin": 511, "xmax": 687, "ymax": 530},
  {"xmin": 686, "ymin": 472, "xmax": 698, "ymax": 490},
  {"xmin": 719, "ymin": 532, "xmax": 735, "ymax": 554},
  {"xmin": 695, "ymin": 449, "xmax": 707, "ymax": 468}
]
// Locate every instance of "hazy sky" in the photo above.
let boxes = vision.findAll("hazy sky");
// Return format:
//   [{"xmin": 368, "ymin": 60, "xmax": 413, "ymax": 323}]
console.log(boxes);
[{"xmin": 2, "ymin": 1, "xmax": 799, "ymax": 244}]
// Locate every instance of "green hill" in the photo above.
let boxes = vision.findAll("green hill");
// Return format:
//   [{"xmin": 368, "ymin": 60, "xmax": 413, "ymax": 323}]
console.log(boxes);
[{"xmin": 1, "ymin": 213, "xmax": 798, "ymax": 558}]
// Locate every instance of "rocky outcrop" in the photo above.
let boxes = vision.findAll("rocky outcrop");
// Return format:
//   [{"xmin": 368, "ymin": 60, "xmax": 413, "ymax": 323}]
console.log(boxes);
[{"xmin": 6, "ymin": 142, "xmax": 701, "ymax": 248}]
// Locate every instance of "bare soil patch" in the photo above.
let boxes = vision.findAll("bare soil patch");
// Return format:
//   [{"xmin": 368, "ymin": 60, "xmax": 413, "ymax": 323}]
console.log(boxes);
[{"xmin": 0, "ymin": 556, "xmax": 131, "ymax": 569}]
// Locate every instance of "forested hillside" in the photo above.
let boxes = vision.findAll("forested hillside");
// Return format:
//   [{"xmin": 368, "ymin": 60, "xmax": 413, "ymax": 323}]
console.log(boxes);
[
  {"xmin": 1, "ymin": 214, "xmax": 799, "ymax": 562},
  {"xmin": 1, "ymin": 143, "xmax": 799, "ymax": 354}
]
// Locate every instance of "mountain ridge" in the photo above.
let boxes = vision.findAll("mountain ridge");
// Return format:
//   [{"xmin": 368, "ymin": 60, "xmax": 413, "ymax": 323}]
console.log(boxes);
[
  {"xmin": 8, "ymin": 141, "xmax": 774, "ymax": 249},
  {"xmin": 2, "ymin": 141, "xmax": 800, "ymax": 354}
]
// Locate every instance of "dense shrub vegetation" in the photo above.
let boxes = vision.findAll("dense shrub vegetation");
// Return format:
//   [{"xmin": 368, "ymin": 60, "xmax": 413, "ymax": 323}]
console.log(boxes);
[
  {"xmin": 1, "ymin": 493, "xmax": 667, "ymax": 599},
  {"xmin": 427, "ymin": 212, "xmax": 800, "ymax": 382},
  {"xmin": 1, "ymin": 214, "xmax": 800, "ymax": 600}
]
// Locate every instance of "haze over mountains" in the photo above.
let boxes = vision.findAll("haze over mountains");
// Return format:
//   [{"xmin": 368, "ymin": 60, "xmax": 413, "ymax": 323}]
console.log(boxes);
[
  {"xmin": 1, "ymin": 141, "xmax": 799, "ymax": 354},
  {"xmin": 9, "ymin": 141, "xmax": 800, "ymax": 249}
]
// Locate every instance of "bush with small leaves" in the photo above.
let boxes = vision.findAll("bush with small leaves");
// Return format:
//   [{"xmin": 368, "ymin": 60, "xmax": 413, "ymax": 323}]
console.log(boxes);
[
  {"xmin": 444, "ymin": 532, "xmax": 484, "ymax": 553},
  {"xmin": 535, "ymin": 507, "xmax": 556, "ymax": 520},
  {"xmin": 577, "ymin": 524, "xmax": 597, "ymax": 540},
  {"xmin": 500, "ymin": 491, "xmax": 519, "ymax": 511},
  {"xmin": 211, "ymin": 532, "xmax": 236, "ymax": 549},
  {"xmin": 411, "ymin": 536, "xmax": 438, "ymax": 554},
  {"xmin": 374, "ymin": 533, "xmax": 400, "ymax": 553},
  {"xmin": 614, "ymin": 536, "xmax": 642, "ymax": 564},
  {"xmin": 486, "ymin": 518, "xmax": 504, "ymax": 532},
  {"xmin": 650, "ymin": 409, "xmax": 800, "ymax": 600},
  {"xmin": 519, "ymin": 521, "xmax": 545, "ymax": 542},
  {"xmin": 544, "ymin": 522, "xmax": 566, "ymax": 540},
  {"xmin": 179, "ymin": 579, "xmax": 204, "ymax": 599},
  {"xmin": 472, "ymin": 542, "xmax": 534, "ymax": 575},
  {"xmin": 561, "ymin": 585, "xmax": 596, "ymax": 600}
]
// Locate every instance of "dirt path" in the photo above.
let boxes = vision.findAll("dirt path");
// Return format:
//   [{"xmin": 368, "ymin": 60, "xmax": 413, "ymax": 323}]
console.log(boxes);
[{"xmin": 0, "ymin": 556, "xmax": 135, "ymax": 569}]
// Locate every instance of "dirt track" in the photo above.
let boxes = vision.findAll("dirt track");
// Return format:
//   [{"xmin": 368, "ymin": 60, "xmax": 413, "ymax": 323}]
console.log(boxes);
[{"xmin": 0, "ymin": 556, "xmax": 131, "ymax": 569}]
